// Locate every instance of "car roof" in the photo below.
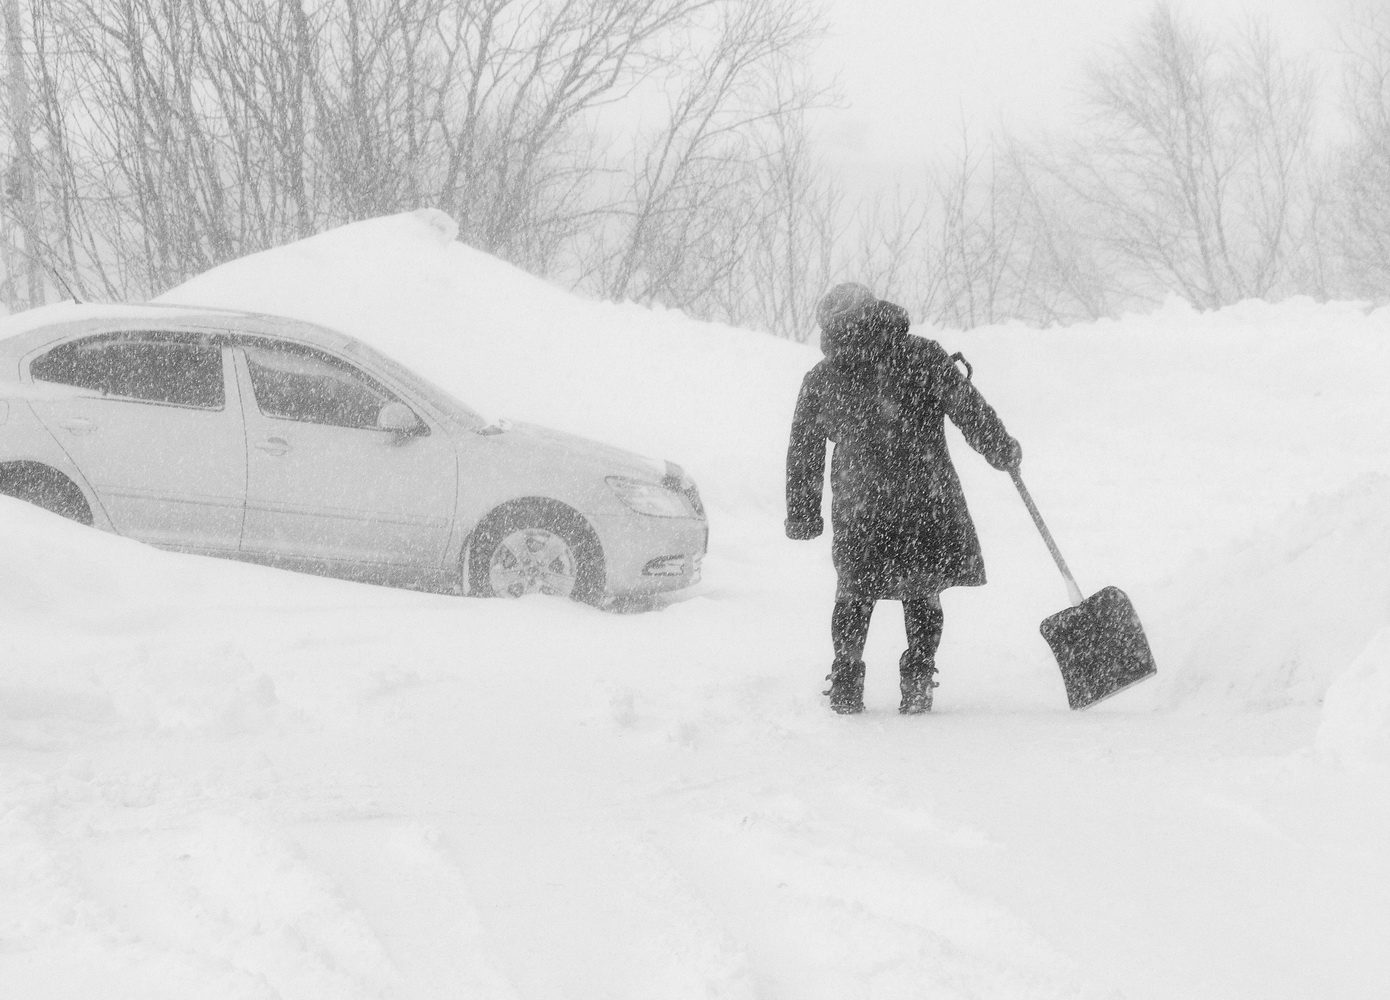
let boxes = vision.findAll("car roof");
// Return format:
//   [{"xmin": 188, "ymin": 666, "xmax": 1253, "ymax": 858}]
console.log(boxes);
[{"xmin": 0, "ymin": 301, "xmax": 356, "ymax": 368}]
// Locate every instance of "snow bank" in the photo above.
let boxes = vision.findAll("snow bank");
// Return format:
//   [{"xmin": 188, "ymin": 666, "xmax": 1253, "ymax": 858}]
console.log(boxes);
[
  {"xmin": 1146, "ymin": 475, "xmax": 1390, "ymax": 709},
  {"xmin": 0, "ymin": 495, "xmax": 430, "ymax": 750},
  {"xmin": 1317, "ymin": 628, "xmax": 1390, "ymax": 773},
  {"xmin": 154, "ymin": 211, "xmax": 1390, "ymax": 712}
]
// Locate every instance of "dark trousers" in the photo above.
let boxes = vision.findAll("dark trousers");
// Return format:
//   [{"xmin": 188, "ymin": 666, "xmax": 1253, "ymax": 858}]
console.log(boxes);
[{"xmin": 831, "ymin": 598, "xmax": 944, "ymax": 671}]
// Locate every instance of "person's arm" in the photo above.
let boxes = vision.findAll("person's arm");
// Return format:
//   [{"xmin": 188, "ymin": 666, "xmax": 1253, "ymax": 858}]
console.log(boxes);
[
  {"xmin": 785, "ymin": 373, "xmax": 827, "ymax": 539},
  {"xmin": 936, "ymin": 349, "xmax": 1020, "ymax": 471}
]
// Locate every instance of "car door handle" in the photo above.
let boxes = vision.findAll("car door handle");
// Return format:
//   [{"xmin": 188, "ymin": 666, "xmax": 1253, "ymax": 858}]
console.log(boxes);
[
  {"xmin": 255, "ymin": 437, "xmax": 291, "ymax": 456},
  {"xmin": 59, "ymin": 417, "xmax": 96, "ymax": 435}
]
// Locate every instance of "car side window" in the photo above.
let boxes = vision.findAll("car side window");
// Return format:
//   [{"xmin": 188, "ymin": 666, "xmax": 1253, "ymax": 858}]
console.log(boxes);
[
  {"xmin": 30, "ymin": 333, "xmax": 225, "ymax": 409},
  {"xmin": 242, "ymin": 342, "xmax": 404, "ymax": 430}
]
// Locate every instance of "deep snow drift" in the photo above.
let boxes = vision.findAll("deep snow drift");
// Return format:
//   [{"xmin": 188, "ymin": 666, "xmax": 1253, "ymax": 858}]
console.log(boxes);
[{"xmin": 3, "ymin": 209, "xmax": 1389, "ymax": 999}]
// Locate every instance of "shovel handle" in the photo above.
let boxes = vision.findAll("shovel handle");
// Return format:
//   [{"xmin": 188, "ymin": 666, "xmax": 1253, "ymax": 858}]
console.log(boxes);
[{"xmin": 1010, "ymin": 468, "xmax": 1084, "ymax": 607}]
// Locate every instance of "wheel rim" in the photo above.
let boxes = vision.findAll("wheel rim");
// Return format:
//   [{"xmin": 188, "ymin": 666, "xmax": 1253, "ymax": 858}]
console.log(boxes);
[{"xmin": 488, "ymin": 527, "xmax": 579, "ymax": 598}]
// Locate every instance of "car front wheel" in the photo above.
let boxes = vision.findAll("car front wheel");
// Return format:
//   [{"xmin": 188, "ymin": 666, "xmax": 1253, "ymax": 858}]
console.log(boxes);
[{"xmin": 468, "ymin": 501, "xmax": 604, "ymax": 604}]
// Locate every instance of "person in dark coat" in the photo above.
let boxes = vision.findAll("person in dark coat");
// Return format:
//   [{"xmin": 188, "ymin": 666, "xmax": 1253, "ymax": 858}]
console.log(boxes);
[{"xmin": 786, "ymin": 282, "xmax": 1021, "ymax": 714}]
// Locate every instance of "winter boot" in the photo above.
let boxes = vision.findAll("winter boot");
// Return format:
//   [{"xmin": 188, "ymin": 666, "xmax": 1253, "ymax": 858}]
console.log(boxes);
[
  {"xmin": 898, "ymin": 659, "xmax": 939, "ymax": 715},
  {"xmin": 823, "ymin": 659, "xmax": 866, "ymax": 715}
]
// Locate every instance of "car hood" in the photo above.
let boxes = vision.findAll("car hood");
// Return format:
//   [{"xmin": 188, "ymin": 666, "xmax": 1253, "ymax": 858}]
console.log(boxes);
[{"xmin": 493, "ymin": 419, "xmax": 672, "ymax": 483}]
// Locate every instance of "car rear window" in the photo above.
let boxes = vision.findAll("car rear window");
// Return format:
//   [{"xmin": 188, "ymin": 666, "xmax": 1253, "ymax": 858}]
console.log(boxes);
[{"xmin": 31, "ymin": 333, "xmax": 224, "ymax": 409}]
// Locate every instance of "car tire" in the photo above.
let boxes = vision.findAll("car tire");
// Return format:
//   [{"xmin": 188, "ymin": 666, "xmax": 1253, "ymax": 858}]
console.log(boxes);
[
  {"xmin": 0, "ymin": 462, "xmax": 93, "ymax": 525},
  {"xmin": 468, "ymin": 500, "xmax": 604, "ymax": 605}
]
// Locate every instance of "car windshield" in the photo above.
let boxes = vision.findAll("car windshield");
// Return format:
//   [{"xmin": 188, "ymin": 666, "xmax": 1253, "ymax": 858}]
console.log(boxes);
[{"xmin": 341, "ymin": 340, "xmax": 487, "ymax": 427}]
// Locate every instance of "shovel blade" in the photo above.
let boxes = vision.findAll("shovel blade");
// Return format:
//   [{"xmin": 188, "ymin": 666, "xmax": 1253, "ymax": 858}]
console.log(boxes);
[{"xmin": 1040, "ymin": 586, "xmax": 1156, "ymax": 710}]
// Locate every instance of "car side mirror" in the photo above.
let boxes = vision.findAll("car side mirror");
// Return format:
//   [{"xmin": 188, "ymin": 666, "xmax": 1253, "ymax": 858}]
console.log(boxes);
[{"xmin": 377, "ymin": 400, "xmax": 424, "ymax": 436}]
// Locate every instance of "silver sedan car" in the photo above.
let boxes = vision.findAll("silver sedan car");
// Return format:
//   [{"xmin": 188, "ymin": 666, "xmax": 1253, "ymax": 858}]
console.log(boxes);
[{"xmin": 0, "ymin": 304, "xmax": 707, "ymax": 603}]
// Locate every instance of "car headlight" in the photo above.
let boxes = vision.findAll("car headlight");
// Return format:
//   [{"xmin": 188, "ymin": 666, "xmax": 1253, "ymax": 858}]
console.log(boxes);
[{"xmin": 606, "ymin": 476, "xmax": 693, "ymax": 518}]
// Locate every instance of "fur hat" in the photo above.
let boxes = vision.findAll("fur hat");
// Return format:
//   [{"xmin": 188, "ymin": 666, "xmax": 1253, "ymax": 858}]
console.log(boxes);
[{"xmin": 816, "ymin": 282, "xmax": 875, "ymax": 329}]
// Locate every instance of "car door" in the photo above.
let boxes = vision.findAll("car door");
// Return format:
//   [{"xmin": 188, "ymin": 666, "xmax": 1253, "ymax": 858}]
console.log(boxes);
[
  {"xmin": 233, "ymin": 337, "xmax": 457, "ymax": 569},
  {"xmin": 25, "ymin": 331, "xmax": 246, "ymax": 552}
]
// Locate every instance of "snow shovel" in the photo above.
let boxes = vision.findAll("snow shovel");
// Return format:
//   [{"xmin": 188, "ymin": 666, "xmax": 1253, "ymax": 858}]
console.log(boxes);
[{"xmin": 1010, "ymin": 469, "xmax": 1156, "ymax": 710}]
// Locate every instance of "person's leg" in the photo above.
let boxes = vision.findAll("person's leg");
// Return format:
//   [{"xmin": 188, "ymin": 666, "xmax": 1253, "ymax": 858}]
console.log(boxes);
[
  {"xmin": 826, "ymin": 598, "xmax": 874, "ymax": 714},
  {"xmin": 899, "ymin": 595, "xmax": 943, "ymax": 714},
  {"xmin": 832, "ymin": 598, "xmax": 874, "ymax": 662}
]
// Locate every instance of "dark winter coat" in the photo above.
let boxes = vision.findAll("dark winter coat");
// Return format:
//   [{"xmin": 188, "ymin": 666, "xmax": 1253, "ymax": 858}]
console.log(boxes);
[{"xmin": 785, "ymin": 300, "xmax": 1017, "ymax": 601}]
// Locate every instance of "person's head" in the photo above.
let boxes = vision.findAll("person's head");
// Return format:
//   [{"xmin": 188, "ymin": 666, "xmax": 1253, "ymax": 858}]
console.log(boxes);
[
  {"xmin": 817, "ymin": 282, "xmax": 882, "ymax": 360},
  {"xmin": 817, "ymin": 282, "xmax": 875, "ymax": 333}
]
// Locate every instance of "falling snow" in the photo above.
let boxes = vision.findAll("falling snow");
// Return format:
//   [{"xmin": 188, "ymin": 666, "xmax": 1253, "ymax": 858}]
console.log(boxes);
[{"xmin": 2, "ymin": 212, "xmax": 1389, "ymax": 998}]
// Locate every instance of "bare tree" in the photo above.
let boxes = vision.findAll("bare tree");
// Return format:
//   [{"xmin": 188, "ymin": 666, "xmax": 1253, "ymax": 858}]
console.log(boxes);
[
  {"xmin": 1336, "ymin": 4, "xmax": 1390, "ymax": 298},
  {"xmin": 832, "ymin": 129, "xmax": 1100, "ymax": 331},
  {"xmin": 2, "ymin": 0, "xmax": 1341, "ymax": 330},
  {"xmin": 584, "ymin": 0, "xmax": 826, "ymax": 312},
  {"xmin": 996, "ymin": 135, "xmax": 1121, "ymax": 324},
  {"xmin": 422, "ymin": 0, "xmax": 715, "ymax": 273},
  {"xmin": 848, "ymin": 183, "xmax": 928, "ymax": 314},
  {"xmin": 3, "ymin": 0, "xmax": 815, "ymax": 300},
  {"xmin": 1056, "ymin": 2, "xmax": 1320, "ymax": 308},
  {"xmin": 742, "ymin": 100, "xmax": 842, "ymax": 340},
  {"xmin": 3, "ymin": 0, "xmax": 43, "ymax": 308},
  {"xmin": 926, "ymin": 134, "xmax": 1033, "ymax": 328}
]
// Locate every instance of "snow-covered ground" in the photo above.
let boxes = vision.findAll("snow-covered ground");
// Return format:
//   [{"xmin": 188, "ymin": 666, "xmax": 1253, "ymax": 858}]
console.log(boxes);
[{"xmin": 3, "ymin": 209, "xmax": 1389, "ymax": 999}]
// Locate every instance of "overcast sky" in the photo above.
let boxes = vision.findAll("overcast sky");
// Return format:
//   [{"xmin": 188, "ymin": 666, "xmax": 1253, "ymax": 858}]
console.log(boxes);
[{"xmin": 810, "ymin": 0, "xmax": 1348, "ymax": 184}]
